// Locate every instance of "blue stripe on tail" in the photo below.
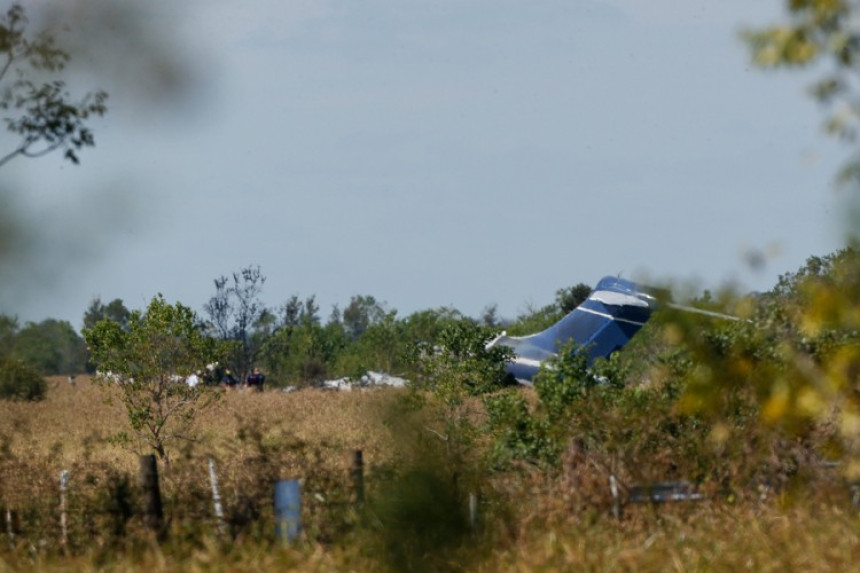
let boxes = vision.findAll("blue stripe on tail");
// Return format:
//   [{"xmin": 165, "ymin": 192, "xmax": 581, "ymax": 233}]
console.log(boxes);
[{"xmin": 490, "ymin": 276, "xmax": 657, "ymax": 383}]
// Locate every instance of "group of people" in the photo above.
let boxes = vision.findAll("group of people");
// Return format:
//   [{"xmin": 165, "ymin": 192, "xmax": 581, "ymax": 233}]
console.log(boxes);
[
  {"xmin": 185, "ymin": 366, "xmax": 266, "ymax": 391},
  {"xmin": 220, "ymin": 367, "xmax": 266, "ymax": 391}
]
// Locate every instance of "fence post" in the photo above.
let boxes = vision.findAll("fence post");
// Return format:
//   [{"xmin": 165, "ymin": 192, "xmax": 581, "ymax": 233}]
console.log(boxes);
[
  {"xmin": 208, "ymin": 458, "xmax": 226, "ymax": 536},
  {"xmin": 610, "ymin": 475, "xmax": 621, "ymax": 519},
  {"xmin": 4, "ymin": 508, "xmax": 15, "ymax": 550},
  {"xmin": 351, "ymin": 450, "xmax": 364, "ymax": 505},
  {"xmin": 59, "ymin": 470, "xmax": 69, "ymax": 549},
  {"xmin": 274, "ymin": 480, "xmax": 301, "ymax": 544},
  {"xmin": 139, "ymin": 455, "xmax": 164, "ymax": 536},
  {"xmin": 469, "ymin": 492, "xmax": 478, "ymax": 531}
]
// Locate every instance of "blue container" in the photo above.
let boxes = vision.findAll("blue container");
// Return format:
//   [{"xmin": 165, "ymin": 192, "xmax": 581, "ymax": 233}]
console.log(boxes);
[{"xmin": 274, "ymin": 479, "xmax": 301, "ymax": 543}]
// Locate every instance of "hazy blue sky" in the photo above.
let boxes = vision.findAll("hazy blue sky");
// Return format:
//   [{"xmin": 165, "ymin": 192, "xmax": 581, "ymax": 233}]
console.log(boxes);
[{"xmin": 2, "ymin": 0, "xmax": 848, "ymax": 329}]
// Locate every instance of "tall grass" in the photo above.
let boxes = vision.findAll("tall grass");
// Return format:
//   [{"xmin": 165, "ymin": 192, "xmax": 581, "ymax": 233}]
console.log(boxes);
[{"xmin": 0, "ymin": 376, "xmax": 858, "ymax": 571}]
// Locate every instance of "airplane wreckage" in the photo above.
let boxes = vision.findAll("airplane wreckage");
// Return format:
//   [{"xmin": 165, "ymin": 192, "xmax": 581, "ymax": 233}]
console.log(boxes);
[
  {"xmin": 487, "ymin": 275, "xmax": 739, "ymax": 384},
  {"xmin": 317, "ymin": 275, "xmax": 738, "ymax": 390}
]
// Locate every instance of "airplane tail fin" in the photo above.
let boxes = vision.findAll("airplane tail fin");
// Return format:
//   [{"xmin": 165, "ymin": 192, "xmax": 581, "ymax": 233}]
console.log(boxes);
[{"xmin": 490, "ymin": 276, "xmax": 658, "ymax": 382}]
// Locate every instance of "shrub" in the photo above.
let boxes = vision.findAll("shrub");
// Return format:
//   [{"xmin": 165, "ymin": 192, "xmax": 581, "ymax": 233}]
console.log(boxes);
[{"xmin": 0, "ymin": 356, "xmax": 46, "ymax": 401}]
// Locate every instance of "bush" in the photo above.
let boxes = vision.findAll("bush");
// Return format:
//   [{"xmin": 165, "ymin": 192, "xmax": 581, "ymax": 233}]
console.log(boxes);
[{"xmin": 0, "ymin": 357, "xmax": 46, "ymax": 401}]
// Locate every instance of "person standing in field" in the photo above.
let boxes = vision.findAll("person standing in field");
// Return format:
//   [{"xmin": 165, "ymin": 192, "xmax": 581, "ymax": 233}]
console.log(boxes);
[
  {"xmin": 221, "ymin": 369, "xmax": 239, "ymax": 388},
  {"xmin": 246, "ymin": 367, "xmax": 265, "ymax": 392}
]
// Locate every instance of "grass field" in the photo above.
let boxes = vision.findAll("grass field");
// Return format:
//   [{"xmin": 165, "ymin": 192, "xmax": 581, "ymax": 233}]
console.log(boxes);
[{"xmin": 1, "ymin": 377, "xmax": 859, "ymax": 571}]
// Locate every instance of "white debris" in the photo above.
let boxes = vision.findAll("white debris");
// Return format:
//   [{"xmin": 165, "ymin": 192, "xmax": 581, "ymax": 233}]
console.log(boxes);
[
  {"xmin": 361, "ymin": 371, "xmax": 407, "ymax": 388},
  {"xmin": 317, "ymin": 371, "xmax": 408, "ymax": 391}
]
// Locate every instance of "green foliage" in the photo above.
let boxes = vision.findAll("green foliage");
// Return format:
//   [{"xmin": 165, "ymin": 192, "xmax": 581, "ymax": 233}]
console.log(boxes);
[
  {"xmin": 533, "ymin": 341, "xmax": 601, "ymax": 418},
  {"xmin": 82, "ymin": 297, "xmax": 130, "ymax": 332},
  {"xmin": 0, "ymin": 3, "xmax": 108, "ymax": 169},
  {"xmin": 259, "ymin": 321, "xmax": 347, "ymax": 386},
  {"xmin": 0, "ymin": 355, "xmax": 45, "ymax": 400},
  {"xmin": 0, "ymin": 314, "xmax": 88, "ymax": 374},
  {"xmin": 406, "ymin": 320, "xmax": 514, "ymax": 479},
  {"xmin": 203, "ymin": 266, "xmax": 267, "ymax": 378},
  {"xmin": 484, "ymin": 343, "xmax": 615, "ymax": 467},
  {"xmin": 483, "ymin": 389, "xmax": 549, "ymax": 464},
  {"xmin": 342, "ymin": 294, "xmax": 386, "ymax": 340},
  {"xmin": 85, "ymin": 294, "xmax": 224, "ymax": 463},
  {"xmin": 12, "ymin": 318, "xmax": 88, "ymax": 374},
  {"xmin": 482, "ymin": 250, "xmax": 860, "ymax": 484},
  {"xmin": 555, "ymin": 283, "xmax": 593, "ymax": 314},
  {"xmin": 335, "ymin": 310, "xmax": 402, "ymax": 378},
  {"xmin": 0, "ymin": 314, "xmax": 16, "ymax": 356},
  {"xmin": 633, "ymin": 248, "xmax": 860, "ymax": 479},
  {"xmin": 410, "ymin": 320, "xmax": 513, "ymax": 401},
  {"xmin": 257, "ymin": 304, "xmax": 469, "ymax": 387}
]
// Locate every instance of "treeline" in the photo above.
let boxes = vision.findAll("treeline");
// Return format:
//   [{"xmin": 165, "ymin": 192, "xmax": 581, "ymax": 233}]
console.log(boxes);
[
  {"xmin": 0, "ymin": 266, "xmax": 591, "ymax": 385},
  {"xmin": 0, "ymin": 316, "xmax": 88, "ymax": 375}
]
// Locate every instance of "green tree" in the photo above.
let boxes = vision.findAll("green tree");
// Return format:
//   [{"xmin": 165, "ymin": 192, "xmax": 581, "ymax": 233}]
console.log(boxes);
[
  {"xmin": 13, "ymin": 318, "xmax": 87, "ymax": 374},
  {"xmin": 0, "ymin": 355, "xmax": 45, "ymax": 401},
  {"xmin": 0, "ymin": 313, "xmax": 17, "ymax": 356},
  {"xmin": 82, "ymin": 297, "xmax": 130, "ymax": 332},
  {"xmin": 0, "ymin": 3, "xmax": 107, "ymax": 169},
  {"xmin": 342, "ymin": 294, "xmax": 386, "ymax": 340},
  {"xmin": 412, "ymin": 320, "xmax": 513, "ymax": 397},
  {"xmin": 278, "ymin": 294, "xmax": 320, "ymax": 328},
  {"xmin": 259, "ymin": 320, "xmax": 347, "ymax": 385},
  {"xmin": 407, "ymin": 320, "xmax": 513, "ymax": 475},
  {"xmin": 203, "ymin": 265, "xmax": 268, "ymax": 377},
  {"xmin": 655, "ymin": 249, "xmax": 860, "ymax": 477},
  {"xmin": 85, "ymin": 295, "xmax": 223, "ymax": 464},
  {"xmin": 555, "ymin": 283, "xmax": 592, "ymax": 314},
  {"xmin": 480, "ymin": 303, "xmax": 500, "ymax": 327},
  {"xmin": 337, "ymin": 310, "xmax": 403, "ymax": 377}
]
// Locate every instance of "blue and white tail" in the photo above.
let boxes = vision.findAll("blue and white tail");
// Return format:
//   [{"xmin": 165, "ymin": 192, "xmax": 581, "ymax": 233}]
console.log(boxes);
[{"xmin": 488, "ymin": 276, "xmax": 659, "ymax": 383}]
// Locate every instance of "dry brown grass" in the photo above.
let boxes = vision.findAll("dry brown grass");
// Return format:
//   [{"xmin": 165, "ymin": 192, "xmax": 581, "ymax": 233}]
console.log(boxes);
[
  {"xmin": 474, "ymin": 502, "xmax": 860, "ymax": 572},
  {"xmin": 0, "ymin": 376, "xmax": 399, "ymax": 470},
  {"xmin": 1, "ymin": 377, "xmax": 859, "ymax": 571}
]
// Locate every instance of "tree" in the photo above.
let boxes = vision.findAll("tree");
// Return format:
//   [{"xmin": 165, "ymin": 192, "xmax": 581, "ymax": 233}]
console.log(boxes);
[
  {"xmin": 82, "ymin": 297, "xmax": 130, "ymax": 332},
  {"xmin": 203, "ymin": 265, "xmax": 267, "ymax": 377},
  {"xmin": 410, "ymin": 320, "xmax": 514, "ymax": 399},
  {"xmin": 203, "ymin": 275, "xmax": 232, "ymax": 340},
  {"xmin": 480, "ymin": 303, "xmax": 500, "ymax": 327},
  {"xmin": 745, "ymin": 0, "xmax": 860, "ymax": 184},
  {"xmin": 258, "ymin": 319, "xmax": 347, "ymax": 385},
  {"xmin": 0, "ymin": 3, "xmax": 107, "ymax": 169},
  {"xmin": 342, "ymin": 295, "xmax": 386, "ymax": 340},
  {"xmin": 13, "ymin": 318, "xmax": 87, "ymax": 374},
  {"xmin": 278, "ymin": 294, "xmax": 319, "ymax": 328},
  {"xmin": 0, "ymin": 313, "xmax": 17, "ymax": 357},
  {"xmin": 0, "ymin": 355, "xmax": 45, "ymax": 401},
  {"xmin": 555, "ymin": 283, "xmax": 592, "ymax": 314},
  {"xmin": 337, "ymin": 310, "xmax": 403, "ymax": 376},
  {"xmin": 85, "ymin": 295, "xmax": 223, "ymax": 464},
  {"xmin": 408, "ymin": 320, "xmax": 513, "ymax": 471}
]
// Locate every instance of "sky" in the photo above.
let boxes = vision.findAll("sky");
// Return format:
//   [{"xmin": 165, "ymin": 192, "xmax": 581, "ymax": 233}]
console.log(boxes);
[{"xmin": 0, "ymin": 0, "xmax": 849, "ymax": 330}]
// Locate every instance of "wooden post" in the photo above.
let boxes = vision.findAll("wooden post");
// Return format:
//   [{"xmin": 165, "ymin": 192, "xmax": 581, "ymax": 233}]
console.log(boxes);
[
  {"xmin": 59, "ymin": 470, "xmax": 69, "ymax": 549},
  {"xmin": 351, "ymin": 450, "xmax": 364, "ymax": 505},
  {"xmin": 610, "ymin": 475, "xmax": 621, "ymax": 519},
  {"xmin": 274, "ymin": 480, "xmax": 301, "ymax": 544},
  {"xmin": 139, "ymin": 455, "xmax": 164, "ymax": 536},
  {"xmin": 208, "ymin": 458, "xmax": 226, "ymax": 536},
  {"xmin": 4, "ymin": 508, "xmax": 14, "ymax": 550},
  {"xmin": 468, "ymin": 492, "xmax": 478, "ymax": 531}
]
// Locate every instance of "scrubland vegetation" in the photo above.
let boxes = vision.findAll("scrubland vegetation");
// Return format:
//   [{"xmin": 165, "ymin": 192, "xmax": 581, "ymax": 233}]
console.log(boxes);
[
  {"xmin": 2, "ymin": 249, "xmax": 860, "ymax": 570},
  {"xmin": 4, "ymin": 1, "xmax": 860, "ymax": 569}
]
